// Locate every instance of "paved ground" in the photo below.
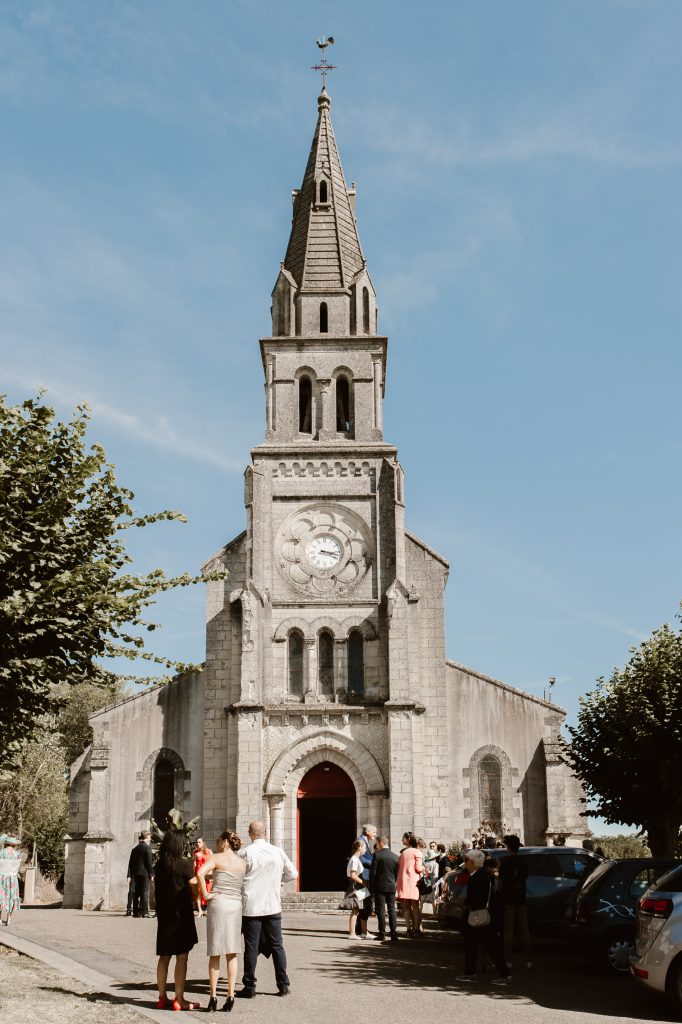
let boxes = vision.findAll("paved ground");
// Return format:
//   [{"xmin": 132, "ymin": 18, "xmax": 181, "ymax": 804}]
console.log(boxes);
[{"xmin": 0, "ymin": 906, "xmax": 678, "ymax": 1023}]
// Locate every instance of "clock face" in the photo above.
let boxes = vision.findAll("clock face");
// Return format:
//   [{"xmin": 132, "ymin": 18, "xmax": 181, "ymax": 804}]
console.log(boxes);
[{"xmin": 307, "ymin": 533, "xmax": 342, "ymax": 570}]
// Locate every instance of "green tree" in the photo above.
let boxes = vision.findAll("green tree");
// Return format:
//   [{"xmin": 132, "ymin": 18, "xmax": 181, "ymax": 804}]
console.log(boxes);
[
  {"xmin": 0, "ymin": 731, "xmax": 68, "ymax": 874},
  {"xmin": 593, "ymin": 834, "xmax": 651, "ymax": 859},
  {"xmin": 57, "ymin": 680, "xmax": 129, "ymax": 766},
  {"xmin": 0, "ymin": 394, "xmax": 222, "ymax": 771},
  {"xmin": 567, "ymin": 617, "xmax": 682, "ymax": 857}
]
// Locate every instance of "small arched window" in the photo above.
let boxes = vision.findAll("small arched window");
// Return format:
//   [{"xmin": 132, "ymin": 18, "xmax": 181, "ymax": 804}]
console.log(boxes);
[
  {"xmin": 478, "ymin": 755, "xmax": 503, "ymax": 823},
  {"xmin": 299, "ymin": 375, "xmax": 312, "ymax": 433},
  {"xmin": 347, "ymin": 629, "xmax": 364, "ymax": 700},
  {"xmin": 318, "ymin": 629, "xmax": 334, "ymax": 697},
  {"xmin": 320, "ymin": 302, "xmax": 328, "ymax": 333},
  {"xmin": 319, "ymin": 180, "xmax": 328, "ymax": 203},
  {"xmin": 153, "ymin": 758, "xmax": 175, "ymax": 829},
  {"xmin": 288, "ymin": 630, "xmax": 304, "ymax": 699},
  {"xmin": 362, "ymin": 287, "xmax": 370, "ymax": 334},
  {"xmin": 349, "ymin": 285, "xmax": 357, "ymax": 335},
  {"xmin": 336, "ymin": 375, "xmax": 351, "ymax": 432}
]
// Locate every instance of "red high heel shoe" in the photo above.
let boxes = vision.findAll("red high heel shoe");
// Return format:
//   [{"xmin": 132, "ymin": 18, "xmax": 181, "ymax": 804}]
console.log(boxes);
[
  {"xmin": 157, "ymin": 997, "xmax": 172, "ymax": 1009},
  {"xmin": 172, "ymin": 999, "xmax": 201, "ymax": 1011}
]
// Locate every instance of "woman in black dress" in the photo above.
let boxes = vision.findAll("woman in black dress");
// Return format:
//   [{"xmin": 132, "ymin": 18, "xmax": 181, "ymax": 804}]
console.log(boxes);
[{"xmin": 154, "ymin": 830, "xmax": 200, "ymax": 1010}]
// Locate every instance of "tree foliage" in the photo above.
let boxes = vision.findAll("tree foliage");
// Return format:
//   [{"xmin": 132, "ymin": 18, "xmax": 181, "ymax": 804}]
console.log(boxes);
[
  {"xmin": 0, "ymin": 394, "xmax": 222, "ymax": 770},
  {"xmin": 57, "ymin": 680, "xmax": 129, "ymax": 766},
  {"xmin": 593, "ymin": 834, "xmax": 651, "ymax": 860},
  {"xmin": 566, "ymin": 617, "xmax": 682, "ymax": 857},
  {"xmin": 0, "ymin": 731, "xmax": 68, "ymax": 874}
]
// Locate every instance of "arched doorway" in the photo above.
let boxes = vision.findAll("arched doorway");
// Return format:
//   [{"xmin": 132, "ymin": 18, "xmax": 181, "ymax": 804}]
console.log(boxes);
[{"xmin": 297, "ymin": 762, "xmax": 356, "ymax": 891}]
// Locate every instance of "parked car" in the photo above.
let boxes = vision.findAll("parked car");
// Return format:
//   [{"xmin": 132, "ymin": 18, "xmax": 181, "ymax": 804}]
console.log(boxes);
[
  {"xmin": 566, "ymin": 857, "xmax": 680, "ymax": 973},
  {"xmin": 436, "ymin": 847, "xmax": 601, "ymax": 930},
  {"xmin": 629, "ymin": 863, "xmax": 682, "ymax": 1014}
]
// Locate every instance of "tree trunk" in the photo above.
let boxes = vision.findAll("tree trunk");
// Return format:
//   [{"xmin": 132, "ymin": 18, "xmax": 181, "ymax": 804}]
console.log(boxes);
[{"xmin": 646, "ymin": 816, "xmax": 680, "ymax": 858}]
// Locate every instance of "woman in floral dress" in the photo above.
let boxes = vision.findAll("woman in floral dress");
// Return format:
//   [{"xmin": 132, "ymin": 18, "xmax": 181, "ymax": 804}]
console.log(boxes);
[{"xmin": 0, "ymin": 835, "xmax": 22, "ymax": 927}]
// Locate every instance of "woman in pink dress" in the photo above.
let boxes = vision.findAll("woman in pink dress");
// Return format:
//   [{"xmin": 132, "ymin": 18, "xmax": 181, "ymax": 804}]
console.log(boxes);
[{"xmin": 396, "ymin": 834, "xmax": 423, "ymax": 937}]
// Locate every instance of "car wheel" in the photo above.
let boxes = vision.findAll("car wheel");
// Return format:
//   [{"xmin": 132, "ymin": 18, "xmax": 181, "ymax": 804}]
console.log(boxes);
[
  {"xmin": 668, "ymin": 956, "xmax": 682, "ymax": 1014},
  {"xmin": 604, "ymin": 932, "xmax": 635, "ymax": 973}
]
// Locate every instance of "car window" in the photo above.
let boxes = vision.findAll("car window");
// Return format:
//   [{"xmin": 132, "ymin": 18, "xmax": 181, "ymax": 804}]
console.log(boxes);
[
  {"xmin": 558, "ymin": 854, "xmax": 595, "ymax": 880},
  {"xmin": 577, "ymin": 859, "xmax": 614, "ymax": 896},
  {"xmin": 523, "ymin": 854, "xmax": 562, "ymax": 877},
  {"xmin": 628, "ymin": 867, "xmax": 654, "ymax": 898},
  {"xmin": 652, "ymin": 864, "xmax": 682, "ymax": 893}
]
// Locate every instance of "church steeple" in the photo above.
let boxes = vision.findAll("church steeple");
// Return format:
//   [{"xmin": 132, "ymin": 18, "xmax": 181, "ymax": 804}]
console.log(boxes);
[{"xmin": 271, "ymin": 89, "xmax": 377, "ymax": 338}]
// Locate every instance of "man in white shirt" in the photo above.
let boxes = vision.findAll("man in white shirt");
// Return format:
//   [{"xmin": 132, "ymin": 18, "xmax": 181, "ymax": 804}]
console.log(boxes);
[{"xmin": 237, "ymin": 820, "xmax": 298, "ymax": 998}]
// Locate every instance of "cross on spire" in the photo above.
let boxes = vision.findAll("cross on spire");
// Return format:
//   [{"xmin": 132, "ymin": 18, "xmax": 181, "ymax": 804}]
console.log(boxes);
[{"xmin": 311, "ymin": 36, "xmax": 336, "ymax": 90}]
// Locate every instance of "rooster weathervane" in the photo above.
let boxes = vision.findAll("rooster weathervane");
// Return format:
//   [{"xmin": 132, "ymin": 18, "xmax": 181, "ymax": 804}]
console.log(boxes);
[{"xmin": 311, "ymin": 36, "xmax": 336, "ymax": 89}]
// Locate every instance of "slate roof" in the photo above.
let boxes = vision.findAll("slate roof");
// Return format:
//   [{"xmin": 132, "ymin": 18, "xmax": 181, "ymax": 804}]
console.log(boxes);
[{"xmin": 283, "ymin": 90, "xmax": 365, "ymax": 291}]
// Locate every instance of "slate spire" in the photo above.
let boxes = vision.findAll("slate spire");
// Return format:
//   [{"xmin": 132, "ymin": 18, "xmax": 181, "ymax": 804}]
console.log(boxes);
[{"xmin": 282, "ymin": 89, "xmax": 365, "ymax": 292}]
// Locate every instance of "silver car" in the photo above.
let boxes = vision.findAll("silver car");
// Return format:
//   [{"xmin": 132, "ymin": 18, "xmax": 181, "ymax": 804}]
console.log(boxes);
[{"xmin": 629, "ymin": 863, "xmax": 682, "ymax": 1014}]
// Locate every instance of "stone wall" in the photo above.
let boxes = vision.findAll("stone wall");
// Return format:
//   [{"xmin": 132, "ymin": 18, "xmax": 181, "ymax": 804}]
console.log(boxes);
[
  {"xmin": 444, "ymin": 662, "xmax": 588, "ymax": 845},
  {"xmin": 64, "ymin": 671, "xmax": 204, "ymax": 910}
]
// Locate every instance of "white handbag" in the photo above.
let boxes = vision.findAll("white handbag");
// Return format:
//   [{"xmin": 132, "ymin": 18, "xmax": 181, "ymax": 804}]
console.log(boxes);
[{"xmin": 468, "ymin": 878, "xmax": 491, "ymax": 928}]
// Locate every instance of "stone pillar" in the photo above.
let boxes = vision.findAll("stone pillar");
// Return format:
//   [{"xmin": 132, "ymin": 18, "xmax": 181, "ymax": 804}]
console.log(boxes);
[
  {"xmin": 367, "ymin": 792, "xmax": 383, "ymax": 834},
  {"xmin": 81, "ymin": 743, "xmax": 113, "ymax": 910},
  {"xmin": 265, "ymin": 355, "xmax": 275, "ymax": 433},
  {"xmin": 269, "ymin": 795, "xmax": 285, "ymax": 848},
  {"xmin": 372, "ymin": 356, "xmax": 383, "ymax": 435},
  {"xmin": 335, "ymin": 638, "xmax": 347, "ymax": 699},
  {"xmin": 317, "ymin": 378, "xmax": 332, "ymax": 440},
  {"xmin": 304, "ymin": 639, "xmax": 317, "ymax": 702}
]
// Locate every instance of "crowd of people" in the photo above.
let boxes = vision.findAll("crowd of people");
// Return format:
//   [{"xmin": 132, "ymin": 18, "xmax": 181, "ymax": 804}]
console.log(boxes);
[
  {"xmin": 120, "ymin": 821, "xmax": 556, "ymax": 1008},
  {"xmin": 342, "ymin": 825, "xmax": 538, "ymax": 986}
]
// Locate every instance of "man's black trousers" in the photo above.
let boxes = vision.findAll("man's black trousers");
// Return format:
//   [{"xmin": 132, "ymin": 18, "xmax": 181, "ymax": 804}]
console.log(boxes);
[{"xmin": 241, "ymin": 914, "xmax": 290, "ymax": 992}]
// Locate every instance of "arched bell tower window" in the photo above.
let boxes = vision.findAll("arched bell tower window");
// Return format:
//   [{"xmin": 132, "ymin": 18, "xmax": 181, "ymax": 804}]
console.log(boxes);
[
  {"xmin": 319, "ymin": 180, "xmax": 328, "ymax": 203},
  {"xmin": 288, "ymin": 629, "xmax": 304, "ymax": 699},
  {"xmin": 478, "ymin": 755, "xmax": 503, "ymax": 823},
  {"xmin": 153, "ymin": 758, "xmax": 175, "ymax": 828},
  {"xmin": 362, "ymin": 287, "xmax": 370, "ymax": 334},
  {"xmin": 336, "ymin": 374, "xmax": 351, "ymax": 432},
  {"xmin": 318, "ymin": 629, "xmax": 334, "ymax": 698},
  {"xmin": 299, "ymin": 375, "xmax": 312, "ymax": 433},
  {"xmin": 347, "ymin": 629, "xmax": 364, "ymax": 700},
  {"xmin": 319, "ymin": 302, "xmax": 328, "ymax": 333}
]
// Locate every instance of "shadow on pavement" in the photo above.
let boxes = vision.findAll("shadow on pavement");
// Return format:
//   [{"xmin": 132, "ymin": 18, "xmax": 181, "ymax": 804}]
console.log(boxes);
[{"xmin": 304, "ymin": 928, "xmax": 677, "ymax": 1022}]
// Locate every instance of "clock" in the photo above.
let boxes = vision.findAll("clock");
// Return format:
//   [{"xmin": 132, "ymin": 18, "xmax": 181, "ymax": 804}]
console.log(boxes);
[
  {"xmin": 307, "ymin": 534, "xmax": 342, "ymax": 570},
  {"xmin": 275, "ymin": 503, "xmax": 372, "ymax": 597}
]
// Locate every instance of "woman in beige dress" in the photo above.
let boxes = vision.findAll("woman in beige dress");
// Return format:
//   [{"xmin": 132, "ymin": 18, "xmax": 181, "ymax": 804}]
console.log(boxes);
[{"xmin": 197, "ymin": 831, "xmax": 246, "ymax": 1012}]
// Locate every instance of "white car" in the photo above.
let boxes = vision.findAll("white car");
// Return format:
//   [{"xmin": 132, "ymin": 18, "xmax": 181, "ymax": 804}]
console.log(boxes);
[{"xmin": 630, "ymin": 863, "xmax": 682, "ymax": 1014}]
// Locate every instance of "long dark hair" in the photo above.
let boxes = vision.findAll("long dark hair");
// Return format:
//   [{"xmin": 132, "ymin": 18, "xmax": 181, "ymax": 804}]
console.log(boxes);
[{"xmin": 158, "ymin": 829, "xmax": 185, "ymax": 874}]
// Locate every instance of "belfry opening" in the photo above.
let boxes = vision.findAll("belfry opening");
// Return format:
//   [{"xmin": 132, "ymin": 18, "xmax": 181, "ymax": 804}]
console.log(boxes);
[{"xmin": 296, "ymin": 762, "xmax": 356, "ymax": 891}]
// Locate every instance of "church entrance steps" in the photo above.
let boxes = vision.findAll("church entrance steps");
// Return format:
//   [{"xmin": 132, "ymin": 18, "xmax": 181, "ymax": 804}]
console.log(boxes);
[{"xmin": 282, "ymin": 891, "xmax": 346, "ymax": 913}]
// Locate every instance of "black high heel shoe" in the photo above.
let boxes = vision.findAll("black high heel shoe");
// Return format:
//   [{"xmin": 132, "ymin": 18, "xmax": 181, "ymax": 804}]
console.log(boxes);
[
  {"xmin": 222, "ymin": 996, "xmax": 235, "ymax": 1012},
  {"xmin": 207, "ymin": 996, "xmax": 218, "ymax": 1012}
]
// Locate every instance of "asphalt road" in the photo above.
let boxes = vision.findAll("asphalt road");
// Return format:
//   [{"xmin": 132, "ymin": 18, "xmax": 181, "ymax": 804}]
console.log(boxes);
[{"xmin": 2, "ymin": 907, "xmax": 678, "ymax": 1023}]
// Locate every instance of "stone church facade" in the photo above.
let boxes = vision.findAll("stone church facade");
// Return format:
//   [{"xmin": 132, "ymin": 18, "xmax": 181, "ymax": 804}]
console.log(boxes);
[{"xmin": 64, "ymin": 87, "xmax": 587, "ymax": 910}]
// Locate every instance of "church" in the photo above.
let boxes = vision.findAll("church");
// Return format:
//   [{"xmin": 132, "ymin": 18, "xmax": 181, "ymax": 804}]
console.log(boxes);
[{"xmin": 64, "ymin": 83, "xmax": 587, "ymax": 910}]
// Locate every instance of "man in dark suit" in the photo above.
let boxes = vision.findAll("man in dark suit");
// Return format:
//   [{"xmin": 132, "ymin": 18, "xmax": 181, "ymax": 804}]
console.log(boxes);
[
  {"xmin": 127, "ymin": 830, "xmax": 153, "ymax": 918},
  {"xmin": 369, "ymin": 836, "xmax": 399, "ymax": 943}
]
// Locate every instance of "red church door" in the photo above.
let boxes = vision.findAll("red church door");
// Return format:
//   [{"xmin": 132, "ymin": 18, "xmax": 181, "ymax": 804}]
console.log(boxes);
[{"xmin": 297, "ymin": 762, "xmax": 356, "ymax": 891}]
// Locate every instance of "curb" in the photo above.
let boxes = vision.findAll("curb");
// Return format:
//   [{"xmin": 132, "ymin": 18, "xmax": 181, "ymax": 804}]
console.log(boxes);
[{"xmin": 0, "ymin": 930, "xmax": 194, "ymax": 1021}]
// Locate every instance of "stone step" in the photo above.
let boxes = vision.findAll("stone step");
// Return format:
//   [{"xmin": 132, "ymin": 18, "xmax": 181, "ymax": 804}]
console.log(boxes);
[{"xmin": 281, "ymin": 891, "xmax": 346, "ymax": 913}]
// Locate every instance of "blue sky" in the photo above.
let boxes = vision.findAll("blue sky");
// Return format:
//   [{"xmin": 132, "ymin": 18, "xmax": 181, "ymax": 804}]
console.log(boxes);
[{"xmin": 2, "ymin": 2, "xmax": 681, "ymax": 833}]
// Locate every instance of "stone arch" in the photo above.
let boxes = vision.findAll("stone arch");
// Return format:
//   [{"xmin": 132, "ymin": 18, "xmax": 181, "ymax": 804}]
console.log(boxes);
[
  {"xmin": 463, "ymin": 744, "xmax": 521, "ymax": 837},
  {"xmin": 339, "ymin": 616, "xmax": 378, "ymax": 640},
  {"xmin": 273, "ymin": 616, "xmax": 311, "ymax": 642},
  {"xmin": 264, "ymin": 729, "xmax": 386, "ymax": 798},
  {"xmin": 135, "ymin": 748, "xmax": 190, "ymax": 834}
]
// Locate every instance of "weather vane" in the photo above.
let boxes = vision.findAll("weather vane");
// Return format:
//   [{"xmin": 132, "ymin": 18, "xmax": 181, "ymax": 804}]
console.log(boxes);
[{"xmin": 311, "ymin": 36, "xmax": 336, "ymax": 89}]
